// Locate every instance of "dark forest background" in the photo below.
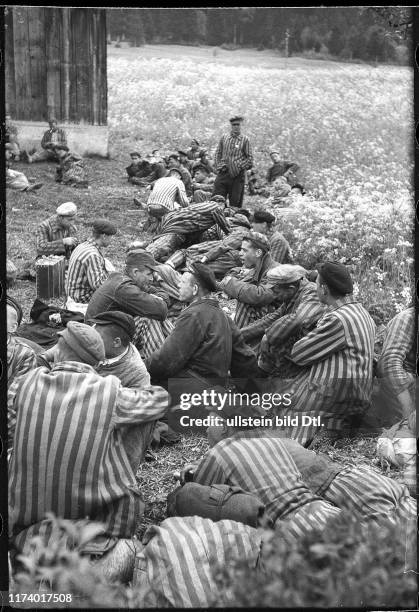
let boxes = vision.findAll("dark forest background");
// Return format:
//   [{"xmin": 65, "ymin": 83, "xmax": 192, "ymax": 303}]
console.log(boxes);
[{"xmin": 106, "ymin": 7, "xmax": 412, "ymax": 64}]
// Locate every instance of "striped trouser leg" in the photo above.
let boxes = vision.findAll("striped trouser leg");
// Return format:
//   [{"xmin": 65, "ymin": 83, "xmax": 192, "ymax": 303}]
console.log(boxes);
[
  {"xmin": 279, "ymin": 500, "xmax": 341, "ymax": 540},
  {"xmin": 165, "ymin": 249, "xmax": 186, "ymax": 269},
  {"xmin": 134, "ymin": 317, "xmax": 175, "ymax": 361},
  {"xmin": 325, "ymin": 466, "xmax": 416, "ymax": 524}
]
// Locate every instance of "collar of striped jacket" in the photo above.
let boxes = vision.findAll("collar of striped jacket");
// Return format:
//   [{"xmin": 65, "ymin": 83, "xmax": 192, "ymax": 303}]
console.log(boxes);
[
  {"xmin": 328, "ymin": 295, "xmax": 358, "ymax": 312},
  {"xmin": 50, "ymin": 361, "xmax": 98, "ymax": 374}
]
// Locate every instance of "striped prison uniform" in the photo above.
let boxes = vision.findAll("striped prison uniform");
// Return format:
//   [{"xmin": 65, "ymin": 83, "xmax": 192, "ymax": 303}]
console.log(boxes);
[
  {"xmin": 214, "ymin": 133, "xmax": 254, "ymax": 177},
  {"xmin": 147, "ymin": 176, "xmax": 189, "ymax": 212},
  {"xmin": 66, "ymin": 239, "xmax": 109, "ymax": 303},
  {"xmin": 376, "ymin": 307, "xmax": 416, "ymax": 420},
  {"xmin": 36, "ymin": 215, "xmax": 78, "ymax": 257},
  {"xmin": 270, "ymin": 230, "xmax": 292, "ymax": 263},
  {"xmin": 9, "ymin": 361, "xmax": 168, "ymax": 556},
  {"xmin": 193, "ymin": 432, "xmax": 341, "ymax": 539},
  {"xmin": 272, "ymin": 296, "xmax": 376, "ymax": 446},
  {"xmin": 133, "ymin": 516, "xmax": 262, "ymax": 608},
  {"xmin": 159, "ymin": 201, "xmax": 231, "ymax": 238},
  {"xmin": 134, "ymin": 317, "xmax": 175, "ymax": 362},
  {"xmin": 7, "ymin": 335, "xmax": 38, "ymax": 453},
  {"xmin": 146, "ymin": 233, "xmax": 186, "ymax": 262}
]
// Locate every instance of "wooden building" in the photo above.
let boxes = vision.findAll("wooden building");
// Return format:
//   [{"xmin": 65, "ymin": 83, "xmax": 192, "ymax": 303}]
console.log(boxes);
[{"xmin": 5, "ymin": 7, "xmax": 108, "ymax": 156}]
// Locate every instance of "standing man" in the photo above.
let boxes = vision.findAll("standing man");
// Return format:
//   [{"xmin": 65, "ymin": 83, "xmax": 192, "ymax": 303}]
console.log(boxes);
[
  {"xmin": 66, "ymin": 219, "xmax": 117, "ymax": 314},
  {"xmin": 36, "ymin": 202, "xmax": 78, "ymax": 258},
  {"xmin": 212, "ymin": 116, "xmax": 254, "ymax": 208}
]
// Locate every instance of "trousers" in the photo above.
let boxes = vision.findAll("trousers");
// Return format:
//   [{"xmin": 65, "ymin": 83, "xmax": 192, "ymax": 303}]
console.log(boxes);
[{"xmin": 212, "ymin": 169, "xmax": 245, "ymax": 208}]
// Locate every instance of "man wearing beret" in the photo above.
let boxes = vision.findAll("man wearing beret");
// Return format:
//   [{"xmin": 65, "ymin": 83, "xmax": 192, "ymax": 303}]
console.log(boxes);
[
  {"xmin": 252, "ymin": 209, "xmax": 292, "ymax": 264},
  {"xmin": 86, "ymin": 250, "xmax": 173, "ymax": 360},
  {"xmin": 266, "ymin": 149, "xmax": 300, "ymax": 185},
  {"xmin": 240, "ymin": 263, "xmax": 325, "ymax": 360},
  {"xmin": 192, "ymin": 165, "xmax": 215, "ymax": 203},
  {"xmin": 23, "ymin": 117, "xmax": 67, "ymax": 164},
  {"xmin": 66, "ymin": 219, "xmax": 117, "ymax": 314},
  {"xmin": 212, "ymin": 116, "xmax": 254, "ymax": 208},
  {"xmin": 36, "ymin": 202, "xmax": 78, "ymax": 258},
  {"xmin": 147, "ymin": 263, "xmax": 257, "ymax": 421},
  {"xmin": 178, "ymin": 150, "xmax": 194, "ymax": 174},
  {"xmin": 276, "ymin": 262, "xmax": 376, "ymax": 447},
  {"xmin": 9, "ymin": 321, "xmax": 168, "ymax": 582},
  {"xmin": 217, "ymin": 231, "xmax": 279, "ymax": 330}
]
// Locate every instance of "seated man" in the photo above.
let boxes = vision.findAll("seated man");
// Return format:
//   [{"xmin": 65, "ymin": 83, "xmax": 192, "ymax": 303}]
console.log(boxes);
[
  {"xmin": 86, "ymin": 250, "xmax": 172, "ymax": 360},
  {"xmin": 251, "ymin": 209, "xmax": 292, "ymax": 263},
  {"xmin": 167, "ymin": 153, "xmax": 193, "ymax": 197},
  {"xmin": 147, "ymin": 263, "xmax": 257, "ymax": 423},
  {"xmin": 6, "ymin": 144, "xmax": 43, "ymax": 192},
  {"xmin": 278, "ymin": 262, "xmax": 376, "ymax": 447},
  {"xmin": 241, "ymin": 264, "xmax": 324, "ymax": 358},
  {"xmin": 126, "ymin": 151, "xmax": 151, "ymax": 185},
  {"xmin": 24, "ymin": 117, "xmax": 67, "ymax": 164},
  {"xmin": 266, "ymin": 149, "xmax": 300, "ymax": 184},
  {"xmin": 268, "ymin": 176, "xmax": 292, "ymax": 207},
  {"xmin": 143, "ymin": 152, "xmax": 168, "ymax": 184},
  {"xmin": 6, "ymin": 115, "xmax": 21, "ymax": 160},
  {"xmin": 376, "ymin": 307, "xmax": 415, "ymax": 424},
  {"xmin": 8, "ymin": 321, "xmax": 168, "ymax": 583},
  {"xmin": 180, "ymin": 425, "xmax": 415, "ymax": 527},
  {"xmin": 146, "ymin": 167, "xmax": 189, "ymax": 219},
  {"xmin": 192, "ymin": 164, "xmax": 215, "ymax": 203},
  {"xmin": 217, "ymin": 231, "xmax": 278, "ymax": 329},
  {"xmin": 178, "ymin": 149, "xmax": 194, "ymax": 174},
  {"xmin": 66, "ymin": 219, "xmax": 117, "ymax": 314},
  {"xmin": 145, "ymin": 199, "xmax": 231, "ymax": 262},
  {"xmin": 54, "ymin": 144, "xmax": 88, "ymax": 188},
  {"xmin": 186, "ymin": 138, "xmax": 205, "ymax": 161},
  {"xmin": 36, "ymin": 201, "xmax": 78, "ymax": 258}
]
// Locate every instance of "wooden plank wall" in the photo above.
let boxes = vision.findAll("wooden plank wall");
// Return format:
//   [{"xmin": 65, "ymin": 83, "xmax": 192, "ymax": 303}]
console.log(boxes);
[{"xmin": 5, "ymin": 7, "xmax": 107, "ymax": 125}]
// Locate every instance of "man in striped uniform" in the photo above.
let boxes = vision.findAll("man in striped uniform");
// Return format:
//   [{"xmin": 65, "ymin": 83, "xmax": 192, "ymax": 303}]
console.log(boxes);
[
  {"xmin": 24, "ymin": 117, "xmax": 67, "ymax": 164},
  {"xmin": 217, "ymin": 232, "xmax": 279, "ymax": 330},
  {"xmin": 146, "ymin": 168, "xmax": 189, "ymax": 216},
  {"xmin": 277, "ymin": 262, "xmax": 376, "ymax": 447},
  {"xmin": 167, "ymin": 153, "xmax": 193, "ymax": 196},
  {"xmin": 376, "ymin": 306, "xmax": 416, "ymax": 424},
  {"xmin": 65, "ymin": 219, "xmax": 117, "ymax": 315},
  {"xmin": 251, "ymin": 209, "xmax": 292, "ymax": 264},
  {"xmin": 9, "ymin": 321, "xmax": 168, "ymax": 581},
  {"xmin": 241, "ymin": 264, "xmax": 325, "ymax": 361},
  {"xmin": 146, "ymin": 200, "xmax": 231, "ymax": 262},
  {"xmin": 212, "ymin": 115, "xmax": 254, "ymax": 208},
  {"xmin": 36, "ymin": 202, "xmax": 78, "ymax": 258}
]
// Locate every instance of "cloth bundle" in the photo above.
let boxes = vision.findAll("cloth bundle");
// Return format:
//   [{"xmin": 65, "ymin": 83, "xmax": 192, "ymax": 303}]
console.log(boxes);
[{"xmin": 167, "ymin": 482, "xmax": 265, "ymax": 527}]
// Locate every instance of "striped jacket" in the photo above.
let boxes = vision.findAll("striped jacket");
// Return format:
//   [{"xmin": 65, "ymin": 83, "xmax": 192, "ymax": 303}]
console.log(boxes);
[
  {"xmin": 159, "ymin": 201, "xmax": 231, "ymax": 237},
  {"xmin": 41, "ymin": 127, "xmax": 67, "ymax": 149},
  {"xmin": 214, "ymin": 133, "xmax": 253, "ymax": 177},
  {"xmin": 270, "ymin": 230, "xmax": 292, "ymax": 264},
  {"xmin": 193, "ymin": 432, "xmax": 327, "ymax": 525},
  {"xmin": 147, "ymin": 176, "xmax": 189, "ymax": 211},
  {"xmin": 377, "ymin": 307, "xmax": 416, "ymax": 395},
  {"xmin": 66, "ymin": 238, "xmax": 109, "ymax": 303},
  {"xmin": 9, "ymin": 362, "xmax": 168, "ymax": 554},
  {"xmin": 36, "ymin": 215, "xmax": 78, "ymax": 257}
]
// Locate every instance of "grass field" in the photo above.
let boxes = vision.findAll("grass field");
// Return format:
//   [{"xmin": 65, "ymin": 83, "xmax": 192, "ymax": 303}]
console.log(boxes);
[{"xmin": 6, "ymin": 45, "xmax": 413, "ymax": 536}]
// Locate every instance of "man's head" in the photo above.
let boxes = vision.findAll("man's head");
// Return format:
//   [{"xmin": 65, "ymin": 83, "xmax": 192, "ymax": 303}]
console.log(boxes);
[
  {"xmin": 6, "ymin": 296, "xmax": 23, "ymax": 333},
  {"xmin": 266, "ymin": 265, "xmax": 306, "ymax": 302},
  {"xmin": 130, "ymin": 151, "xmax": 142, "ymax": 164},
  {"xmin": 210, "ymin": 194, "xmax": 226, "ymax": 207},
  {"xmin": 190, "ymin": 139, "xmax": 200, "ymax": 150},
  {"xmin": 56, "ymin": 202, "xmax": 77, "ymax": 229},
  {"xmin": 270, "ymin": 150, "xmax": 280, "ymax": 164},
  {"xmin": 193, "ymin": 166, "xmax": 209, "ymax": 182},
  {"xmin": 178, "ymin": 262, "xmax": 217, "ymax": 303},
  {"xmin": 178, "ymin": 150, "xmax": 188, "ymax": 163},
  {"xmin": 124, "ymin": 250, "xmax": 159, "ymax": 290},
  {"xmin": 92, "ymin": 219, "xmax": 117, "ymax": 247},
  {"xmin": 167, "ymin": 154, "xmax": 180, "ymax": 168},
  {"xmin": 291, "ymin": 183, "xmax": 305, "ymax": 196},
  {"xmin": 240, "ymin": 232, "xmax": 270, "ymax": 268},
  {"xmin": 229, "ymin": 115, "xmax": 244, "ymax": 136},
  {"xmin": 252, "ymin": 210, "xmax": 276, "ymax": 235},
  {"xmin": 56, "ymin": 321, "xmax": 105, "ymax": 365},
  {"xmin": 168, "ymin": 167, "xmax": 183, "ymax": 180},
  {"xmin": 53, "ymin": 144, "xmax": 69, "ymax": 158},
  {"xmin": 48, "ymin": 118, "xmax": 58, "ymax": 130},
  {"xmin": 87, "ymin": 311, "xmax": 135, "ymax": 358},
  {"xmin": 316, "ymin": 262, "xmax": 353, "ymax": 305}
]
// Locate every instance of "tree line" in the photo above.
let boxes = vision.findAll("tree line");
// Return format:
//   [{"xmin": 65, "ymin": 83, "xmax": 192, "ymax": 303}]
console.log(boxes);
[{"xmin": 106, "ymin": 7, "xmax": 412, "ymax": 64}]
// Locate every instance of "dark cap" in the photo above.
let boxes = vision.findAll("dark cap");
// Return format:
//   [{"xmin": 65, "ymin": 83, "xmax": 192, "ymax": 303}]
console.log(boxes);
[
  {"xmin": 190, "ymin": 139, "xmax": 200, "ymax": 146},
  {"xmin": 230, "ymin": 115, "xmax": 244, "ymax": 123},
  {"xmin": 253, "ymin": 210, "xmax": 276, "ymax": 225},
  {"xmin": 231, "ymin": 214, "xmax": 251, "ymax": 229},
  {"xmin": 177, "ymin": 150, "xmax": 188, "ymax": 157},
  {"xmin": 243, "ymin": 231, "xmax": 270, "ymax": 253},
  {"xmin": 168, "ymin": 153, "xmax": 179, "ymax": 161},
  {"xmin": 193, "ymin": 164, "xmax": 210, "ymax": 175},
  {"xmin": 317, "ymin": 262, "xmax": 353, "ymax": 295},
  {"xmin": 92, "ymin": 219, "xmax": 117, "ymax": 235},
  {"xmin": 53, "ymin": 144, "xmax": 69, "ymax": 152},
  {"xmin": 6, "ymin": 296, "xmax": 23, "ymax": 325},
  {"xmin": 130, "ymin": 151, "xmax": 141, "ymax": 157},
  {"xmin": 126, "ymin": 249, "xmax": 159, "ymax": 270},
  {"xmin": 189, "ymin": 262, "xmax": 218, "ymax": 293},
  {"xmin": 88, "ymin": 311, "xmax": 136, "ymax": 341}
]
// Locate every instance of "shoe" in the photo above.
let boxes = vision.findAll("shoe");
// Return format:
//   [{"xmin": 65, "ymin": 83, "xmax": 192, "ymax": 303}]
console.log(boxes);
[{"xmin": 27, "ymin": 182, "xmax": 43, "ymax": 192}]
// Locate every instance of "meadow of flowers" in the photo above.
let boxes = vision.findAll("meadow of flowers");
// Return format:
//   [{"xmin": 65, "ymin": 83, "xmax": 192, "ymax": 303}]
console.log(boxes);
[{"xmin": 108, "ymin": 49, "xmax": 414, "ymax": 322}]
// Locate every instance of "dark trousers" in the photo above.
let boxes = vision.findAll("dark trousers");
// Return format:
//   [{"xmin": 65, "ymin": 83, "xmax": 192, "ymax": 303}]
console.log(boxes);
[{"xmin": 212, "ymin": 169, "xmax": 245, "ymax": 208}]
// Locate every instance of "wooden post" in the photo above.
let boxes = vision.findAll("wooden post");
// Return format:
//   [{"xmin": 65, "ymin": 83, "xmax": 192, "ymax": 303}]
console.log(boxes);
[{"xmin": 62, "ymin": 8, "xmax": 70, "ymax": 123}]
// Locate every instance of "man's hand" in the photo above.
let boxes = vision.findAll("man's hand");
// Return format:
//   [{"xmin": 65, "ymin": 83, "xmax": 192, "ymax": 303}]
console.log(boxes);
[
  {"xmin": 200, "ymin": 256, "xmax": 208, "ymax": 264},
  {"xmin": 63, "ymin": 237, "xmax": 78, "ymax": 246},
  {"xmin": 179, "ymin": 462, "xmax": 198, "ymax": 485}
]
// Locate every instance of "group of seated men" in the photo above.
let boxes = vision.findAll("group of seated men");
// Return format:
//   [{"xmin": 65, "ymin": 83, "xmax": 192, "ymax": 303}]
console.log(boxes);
[{"xmin": 7, "ymin": 134, "xmax": 416, "ymax": 593}]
